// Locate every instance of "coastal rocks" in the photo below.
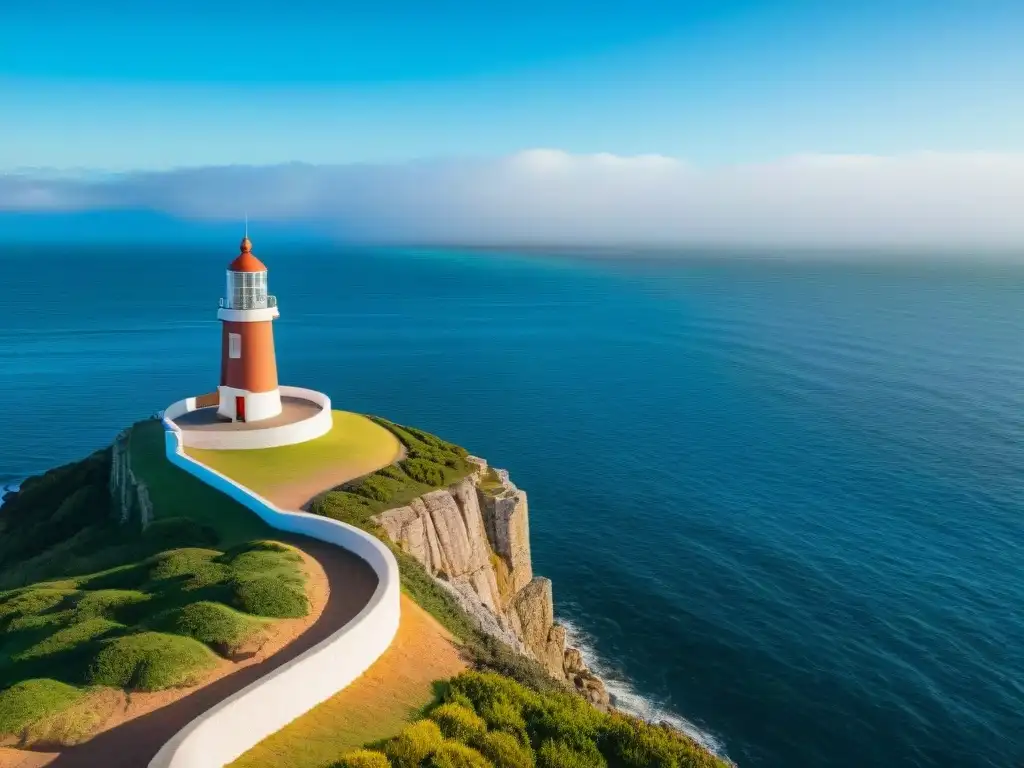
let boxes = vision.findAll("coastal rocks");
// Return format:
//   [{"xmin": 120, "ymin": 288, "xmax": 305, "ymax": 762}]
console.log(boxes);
[
  {"xmin": 109, "ymin": 428, "xmax": 153, "ymax": 528},
  {"xmin": 511, "ymin": 577, "xmax": 566, "ymax": 678},
  {"xmin": 373, "ymin": 455, "xmax": 608, "ymax": 707}
]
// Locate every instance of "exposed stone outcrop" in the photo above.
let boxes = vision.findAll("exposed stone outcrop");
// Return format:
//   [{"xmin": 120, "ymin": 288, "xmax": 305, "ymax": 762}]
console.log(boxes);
[
  {"xmin": 372, "ymin": 455, "xmax": 610, "ymax": 709},
  {"xmin": 109, "ymin": 428, "xmax": 153, "ymax": 528}
]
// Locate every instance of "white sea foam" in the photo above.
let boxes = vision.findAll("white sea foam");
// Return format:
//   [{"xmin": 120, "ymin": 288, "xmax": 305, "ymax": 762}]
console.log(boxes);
[{"xmin": 559, "ymin": 615, "xmax": 735, "ymax": 765}]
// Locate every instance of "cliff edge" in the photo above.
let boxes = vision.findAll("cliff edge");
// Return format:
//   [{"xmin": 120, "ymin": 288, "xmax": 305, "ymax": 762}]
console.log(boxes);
[{"xmin": 373, "ymin": 456, "xmax": 610, "ymax": 708}]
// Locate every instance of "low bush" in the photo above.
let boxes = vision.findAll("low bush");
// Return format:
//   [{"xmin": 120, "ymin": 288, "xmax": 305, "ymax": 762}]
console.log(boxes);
[
  {"xmin": 230, "ymin": 577, "xmax": 308, "ymax": 618},
  {"xmin": 601, "ymin": 712, "xmax": 725, "ymax": 768},
  {"xmin": 16, "ymin": 617, "xmax": 121, "ymax": 662},
  {"xmin": 330, "ymin": 749, "xmax": 391, "ymax": 768},
  {"xmin": 147, "ymin": 549, "xmax": 228, "ymax": 589},
  {"xmin": 525, "ymin": 692, "xmax": 604, "ymax": 752},
  {"xmin": 536, "ymin": 739, "xmax": 606, "ymax": 768},
  {"xmin": 0, "ymin": 679, "xmax": 84, "ymax": 735},
  {"xmin": 384, "ymin": 719, "xmax": 445, "ymax": 767},
  {"xmin": 426, "ymin": 741, "xmax": 492, "ymax": 768},
  {"xmin": 401, "ymin": 458, "xmax": 445, "ymax": 487},
  {"xmin": 353, "ymin": 475, "xmax": 400, "ymax": 503},
  {"xmin": 474, "ymin": 730, "xmax": 535, "ymax": 768},
  {"xmin": 86, "ymin": 631, "xmax": 217, "ymax": 690},
  {"xmin": 153, "ymin": 601, "xmax": 264, "ymax": 656},
  {"xmin": 430, "ymin": 702, "xmax": 488, "ymax": 742}
]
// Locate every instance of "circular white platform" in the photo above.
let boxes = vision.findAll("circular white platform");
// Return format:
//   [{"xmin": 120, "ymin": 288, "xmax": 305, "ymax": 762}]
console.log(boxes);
[{"xmin": 164, "ymin": 386, "xmax": 333, "ymax": 450}]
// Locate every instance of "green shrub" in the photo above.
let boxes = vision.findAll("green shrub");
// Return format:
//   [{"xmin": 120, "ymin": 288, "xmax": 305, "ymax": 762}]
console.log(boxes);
[
  {"xmin": 525, "ymin": 693, "xmax": 604, "ymax": 752},
  {"xmin": 70, "ymin": 589, "xmax": 149, "ymax": 620},
  {"xmin": 147, "ymin": 548, "xmax": 229, "ymax": 589},
  {"xmin": 427, "ymin": 741, "xmax": 493, "ymax": 768},
  {"xmin": 230, "ymin": 577, "xmax": 308, "ymax": 618},
  {"xmin": 86, "ymin": 631, "xmax": 217, "ymax": 690},
  {"xmin": 600, "ymin": 713, "xmax": 723, "ymax": 768},
  {"xmin": 378, "ymin": 465, "xmax": 406, "ymax": 481},
  {"xmin": 474, "ymin": 731, "xmax": 535, "ymax": 768},
  {"xmin": 479, "ymin": 699, "xmax": 529, "ymax": 744},
  {"xmin": 312, "ymin": 492, "xmax": 375, "ymax": 528},
  {"xmin": 430, "ymin": 702, "xmax": 487, "ymax": 742},
  {"xmin": 0, "ymin": 679, "xmax": 84, "ymax": 734},
  {"xmin": 447, "ymin": 672, "xmax": 541, "ymax": 717},
  {"xmin": 352, "ymin": 475, "xmax": 399, "ymax": 503},
  {"xmin": 227, "ymin": 548, "xmax": 303, "ymax": 580},
  {"xmin": 0, "ymin": 588, "xmax": 76, "ymax": 629},
  {"xmin": 401, "ymin": 458, "xmax": 445, "ymax": 487},
  {"xmin": 153, "ymin": 601, "xmax": 264, "ymax": 656},
  {"xmin": 385, "ymin": 719, "xmax": 445, "ymax": 767},
  {"xmin": 330, "ymin": 749, "xmax": 391, "ymax": 768},
  {"xmin": 536, "ymin": 739, "xmax": 606, "ymax": 768},
  {"xmin": 15, "ymin": 617, "xmax": 121, "ymax": 662}
]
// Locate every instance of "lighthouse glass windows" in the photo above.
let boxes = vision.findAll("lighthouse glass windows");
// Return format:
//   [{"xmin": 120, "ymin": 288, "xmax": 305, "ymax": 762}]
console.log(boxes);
[{"xmin": 226, "ymin": 271, "xmax": 268, "ymax": 309}]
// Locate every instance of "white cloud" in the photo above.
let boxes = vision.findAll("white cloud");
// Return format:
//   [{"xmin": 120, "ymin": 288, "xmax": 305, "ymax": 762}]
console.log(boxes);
[{"xmin": 2, "ymin": 150, "xmax": 1023, "ymax": 248}]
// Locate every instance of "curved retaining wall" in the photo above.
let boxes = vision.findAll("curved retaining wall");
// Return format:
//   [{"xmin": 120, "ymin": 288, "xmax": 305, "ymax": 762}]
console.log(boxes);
[
  {"xmin": 164, "ymin": 385, "xmax": 333, "ymax": 450},
  {"xmin": 150, "ymin": 410, "xmax": 401, "ymax": 768}
]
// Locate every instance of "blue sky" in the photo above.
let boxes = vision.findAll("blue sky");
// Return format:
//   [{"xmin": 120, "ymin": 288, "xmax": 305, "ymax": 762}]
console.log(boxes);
[{"xmin": 2, "ymin": 1, "xmax": 1023, "ymax": 170}]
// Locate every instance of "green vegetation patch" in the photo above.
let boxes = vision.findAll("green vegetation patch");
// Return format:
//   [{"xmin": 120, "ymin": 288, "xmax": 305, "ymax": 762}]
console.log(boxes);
[
  {"xmin": 86, "ymin": 631, "xmax": 217, "ymax": 691},
  {"xmin": 474, "ymin": 731, "xmax": 534, "ymax": 768},
  {"xmin": 130, "ymin": 419, "xmax": 272, "ymax": 546},
  {"xmin": 311, "ymin": 417, "xmax": 474, "ymax": 531},
  {"xmin": 358, "ymin": 671, "xmax": 731, "ymax": 768},
  {"xmin": 427, "ymin": 741, "xmax": 491, "ymax": 768},
  {"xmin": 331, "ymin": 750, "xmax": 392, "ymax": 768},
  {"xmin": 0, "ymin": 679, "xmax": 85, "ymax": 735},
  {"xmin": 384, "ymin": 718, "xmax": 445, "ymax": 767},
  {"xmin": 153, "ymin": 602, "xmax": 267, "ymax": 657},
  {"xmin": 0, "ymin": 538, "xmax": 307, "ymax": 734}
]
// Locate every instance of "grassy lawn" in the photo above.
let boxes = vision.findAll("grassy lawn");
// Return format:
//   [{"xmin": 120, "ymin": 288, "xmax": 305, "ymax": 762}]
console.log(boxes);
[
  {"xmin": 186, "ymin": 411, "xmax": 402, "ymax": 502},
  {"xmin": 130, "ymin": 419, "xmax": 271, "ymax": 546}
]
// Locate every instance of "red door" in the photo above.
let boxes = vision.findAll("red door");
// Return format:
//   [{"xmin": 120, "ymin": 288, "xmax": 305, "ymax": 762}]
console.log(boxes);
[{"xmin": 235, "ymin": 396, "xmax": 246, "ymax": 422}]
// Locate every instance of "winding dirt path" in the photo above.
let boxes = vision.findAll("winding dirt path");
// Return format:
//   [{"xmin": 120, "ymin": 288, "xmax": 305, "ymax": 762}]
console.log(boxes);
[
  {"xmin": 1, "ymin": 437, "xmax": 453, "ymax": 768},
  {"xmin": 0, "ymin": 536, "xmax": 377, "ymax": 768}
]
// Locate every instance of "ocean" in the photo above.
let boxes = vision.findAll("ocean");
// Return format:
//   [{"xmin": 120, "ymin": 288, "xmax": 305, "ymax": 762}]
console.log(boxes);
[{"xmin": 1, "ymin": 242, "xmax": 1022, "ymax": 767}]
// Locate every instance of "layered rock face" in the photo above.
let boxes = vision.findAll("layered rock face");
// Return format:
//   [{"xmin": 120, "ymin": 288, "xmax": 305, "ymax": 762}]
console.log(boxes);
[
  {"xmin": 109, "ymin": 428, "xmax": 153, "ymax": 528},
  {"xmin": 373, "ymin": 457, "xmax": 610, "ymax": 709}
]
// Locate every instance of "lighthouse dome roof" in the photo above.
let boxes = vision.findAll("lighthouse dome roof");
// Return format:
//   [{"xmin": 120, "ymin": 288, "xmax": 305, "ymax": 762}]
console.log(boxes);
[{"xmin": 228, "ymin": 236, "xmax": 267, "ymax": 272}]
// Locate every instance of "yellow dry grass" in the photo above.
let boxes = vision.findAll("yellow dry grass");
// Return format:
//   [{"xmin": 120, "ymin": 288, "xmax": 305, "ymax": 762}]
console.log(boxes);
[{"xmin": 228, "ymin": 596, "xmax": 467, "ymax": 768}]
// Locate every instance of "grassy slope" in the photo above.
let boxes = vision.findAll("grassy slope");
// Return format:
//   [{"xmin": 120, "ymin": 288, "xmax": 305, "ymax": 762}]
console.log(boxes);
[
  {"xmin": 0, "ymin": 420, "xmax": 310, "ymax": 742},
  {"xmin": 130, "ymin": 418, "xmax": 271, "ymax": 545},
  {"xmin": 185, "ymin": 411, "xmax": 402, "ymax": 501}
]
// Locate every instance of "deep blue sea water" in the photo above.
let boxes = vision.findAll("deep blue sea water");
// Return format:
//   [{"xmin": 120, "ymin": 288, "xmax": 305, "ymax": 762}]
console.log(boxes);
[{"xmin": 1, "ymin": 243, "xmax": 1022, "ymax": 768}]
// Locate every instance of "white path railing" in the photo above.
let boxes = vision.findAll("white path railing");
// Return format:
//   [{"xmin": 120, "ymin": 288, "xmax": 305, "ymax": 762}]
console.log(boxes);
[{"xmin": 149, "ymin": 406, "xmax": 401, "ymax": 768}]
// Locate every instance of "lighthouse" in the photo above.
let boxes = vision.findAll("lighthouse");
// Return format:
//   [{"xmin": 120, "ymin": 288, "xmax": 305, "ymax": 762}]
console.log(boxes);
[{"xmin": 216, "ymin": 235, "xmax": 282, "ymax": 423}]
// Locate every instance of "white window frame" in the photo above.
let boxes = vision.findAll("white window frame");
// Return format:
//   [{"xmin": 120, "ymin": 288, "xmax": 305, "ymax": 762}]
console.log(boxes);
[{"xmin": 228, "ymin": 333, "xmax": 242, "ymax": 359}]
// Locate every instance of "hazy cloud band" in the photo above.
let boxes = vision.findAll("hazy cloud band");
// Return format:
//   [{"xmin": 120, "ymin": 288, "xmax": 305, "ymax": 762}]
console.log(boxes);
[{"xmin": 2, "ymin": 150, "xmax": 1023, "ymax": 248}]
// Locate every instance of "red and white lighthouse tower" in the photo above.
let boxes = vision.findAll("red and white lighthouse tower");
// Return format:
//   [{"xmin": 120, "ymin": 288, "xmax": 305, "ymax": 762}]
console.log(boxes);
[{"xmin": 216, "ymin": 235, "xmax": 281, "ymax": 423}]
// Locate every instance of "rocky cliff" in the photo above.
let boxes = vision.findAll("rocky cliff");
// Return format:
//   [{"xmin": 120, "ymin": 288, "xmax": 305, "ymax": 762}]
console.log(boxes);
[
  {"xmin": 109, "ymin": 427, "xmax": 153, "ymax": 528},
  {"xmin": 373, "ymin": 456, "xmax": 610, "ymax": 708}
]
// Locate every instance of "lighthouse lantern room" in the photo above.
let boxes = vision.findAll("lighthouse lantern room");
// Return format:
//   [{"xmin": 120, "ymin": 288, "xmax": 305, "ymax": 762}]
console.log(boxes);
[{"xmin": 216, "ymin": 236, "xmax": 282, "ymax": 423}]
